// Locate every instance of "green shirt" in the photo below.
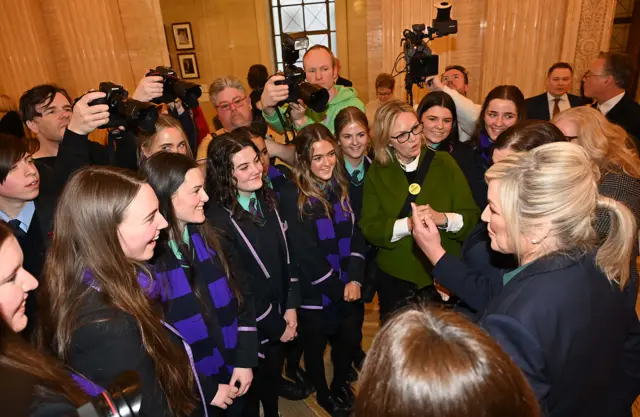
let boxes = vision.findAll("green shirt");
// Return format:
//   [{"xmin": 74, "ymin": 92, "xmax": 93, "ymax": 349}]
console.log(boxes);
[
  {"xmin": 262, "ymin": 85, "xmax": 365, "ymax": 134},
  {"xmin": 168, "ymin": 227, "xmax": 191, "ymax": 262},
  {"xmin": 503, "ymin": 263, "xmax": 531, "ymax": 286},
  {"xmin": 344, "ymin": 157, "xmax": 365, "ymax": 182}
]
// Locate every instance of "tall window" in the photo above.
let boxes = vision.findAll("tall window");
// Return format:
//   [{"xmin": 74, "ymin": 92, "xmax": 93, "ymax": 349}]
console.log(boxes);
[{"xmin": 270, "ymin": 0, "xmax": 337, "ymax": 71}]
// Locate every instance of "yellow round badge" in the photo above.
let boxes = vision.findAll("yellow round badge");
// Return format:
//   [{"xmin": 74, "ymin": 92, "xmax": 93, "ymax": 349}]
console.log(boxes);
[{"xmin": 408, "ymin": 183, "xmax": 421, "ymax": 195}]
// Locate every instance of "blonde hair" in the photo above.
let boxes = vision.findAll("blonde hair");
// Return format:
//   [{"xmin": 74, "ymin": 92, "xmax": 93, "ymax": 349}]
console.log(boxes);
[
  {"xmin": 136, "ymin": 114, "xmax": 192, "ymax": 164},
  {"xmin": 372, "ymin": 100, "xmax": 422, "ymax": 166},
  {"xmin": 485, "ymin": 142, "xmax": 636, "ymax": 287},
  {"xmin": 553, "ymin": 107, "xmax": 640, "ymax": 179}
]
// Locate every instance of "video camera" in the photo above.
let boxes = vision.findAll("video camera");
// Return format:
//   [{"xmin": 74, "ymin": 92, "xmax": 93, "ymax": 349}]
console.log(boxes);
[
  {"xmin": 145, "ymin": 66, "xmax": 202, "ymax": 109},
  {"xmin": 76, "ymin": 371, "xmax": 141, "ymax": 417},
  {"xmin": 275, "ymin": 33, "xmax": 329, "ymax": 113},
  {"xmin": 400, "ymin": 1, "xmax": 458, "ymax": 104},
  {"xmin": 86, "ymin": 82, "xmax": 158, "ymax": 133}
]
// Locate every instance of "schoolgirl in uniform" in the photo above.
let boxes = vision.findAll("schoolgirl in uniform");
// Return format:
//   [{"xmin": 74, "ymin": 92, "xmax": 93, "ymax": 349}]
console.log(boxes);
[
  {"xmin": 37, "ymin": 166, "xmax": 205, "ymax": 417},
  {"xmin": 279, "ymin": 123, "xmax": 366, "ymax": 417},
  {"xmin": 204, "ymin": 131, "xmax": 300, "ymax": 417},
  {"xmin": 333, "ymin": 107, "xmax": 372, "ymax": 375},
  {"xmin": 140, "ymin": 152, "xmax": 258, "ymax": 416}
]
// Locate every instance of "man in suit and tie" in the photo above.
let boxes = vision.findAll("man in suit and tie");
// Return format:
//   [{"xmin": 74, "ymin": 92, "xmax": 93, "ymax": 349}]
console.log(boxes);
[
  {"xmin": 583, "ymin": 52, "xmax": 640, "ymax": 148},
  {"xmin": 525, "ymin": 62, "xmax": 584, "ymax": 121}
]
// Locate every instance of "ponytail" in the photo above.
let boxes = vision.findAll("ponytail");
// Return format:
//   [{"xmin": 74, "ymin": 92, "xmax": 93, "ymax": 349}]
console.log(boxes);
[{"xmin": 595, "ymin": 195, "xmax": 637, "ymax": 288}]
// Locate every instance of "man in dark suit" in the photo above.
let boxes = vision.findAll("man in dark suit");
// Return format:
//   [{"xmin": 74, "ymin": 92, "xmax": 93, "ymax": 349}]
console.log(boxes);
[
  {"xmin": 583, "ymin": 52, "xmax": 640, "ymax": 149},
  {"xmin": 525, "ymin": 62, "xmax": 584, "ymax": 121}
]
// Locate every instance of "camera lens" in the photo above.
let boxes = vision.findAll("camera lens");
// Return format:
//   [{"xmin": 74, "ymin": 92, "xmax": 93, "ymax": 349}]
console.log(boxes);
[{"xmin": 299, "ymin": 82, "xmax": 329, "ymax": 113}]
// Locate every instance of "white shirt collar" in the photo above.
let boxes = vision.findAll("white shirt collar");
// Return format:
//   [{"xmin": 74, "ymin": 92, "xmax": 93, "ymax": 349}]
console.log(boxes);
[
  {"xmin": 546, "ymin": 92, "xmax": 568, "ymax": 102},
  {"xmin": 397, "ymin": 150, "xmax": 421, "ymax": 172},
  {"xmin": 598, "ymin": 92, "xmax": 625, "ymax": 116}
]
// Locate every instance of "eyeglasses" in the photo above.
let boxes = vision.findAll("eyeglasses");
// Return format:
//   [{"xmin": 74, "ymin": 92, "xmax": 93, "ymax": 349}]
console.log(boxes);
[
  {"xmin": 216, "ymin": 96, "xmax": 248, "ymax": 112},
  {"xmin": 391, "ymin": 122, "xmax": 423, "ymax": 144}
]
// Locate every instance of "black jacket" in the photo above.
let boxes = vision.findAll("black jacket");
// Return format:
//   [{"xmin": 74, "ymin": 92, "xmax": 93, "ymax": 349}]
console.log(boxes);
[
  {"xmin": 524, "ymin": 92, "xmax": 584, "ymax": 121},
  {"xmin": 479, "ymin": 251, "xmax": 640, "ymax": 417},
  {"xmin": 432, "ymin": 222, "xmax": 516, "ymax": 315},
  {"xmin": 68, "ymin": 291, "xmax": 180, "ymax": 417},
  {"xmin": 604, "ymin": 93, "xmax": 640, "ymax": 150},
  {"xmin": 439, "ymin": 140, "xmax": 487, "ymax": 209},
  {"xmin": 206, "ymin": 198, "xmax": 300, "ymax": 347}
]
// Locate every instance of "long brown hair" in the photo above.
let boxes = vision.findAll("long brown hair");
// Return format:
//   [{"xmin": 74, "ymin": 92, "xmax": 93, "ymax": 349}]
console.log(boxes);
[
  {"xmin": 292, "ymin": 124, "xmax": 351, "ymax": 219},
  {"xmin": 0, "ymin": 222, "xmax": 87, "ymax": 410},
  {"xmin": 140, "ymin": 152, "xmax": 243, "ymax": 306},
  {"xmin": 37, "ymin": 166, "xmax": 196, "ymax": 415},
  {"xmin": 355, "ymin": 305, "xmax": 540, "ymax": 417},
  {"xmin": 470, "ymin": 85, "xmax": 526, "ymax": 148}
]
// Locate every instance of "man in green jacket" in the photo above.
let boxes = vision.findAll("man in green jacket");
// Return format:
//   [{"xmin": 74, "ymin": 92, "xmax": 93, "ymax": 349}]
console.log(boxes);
[{"xmin": 258, "ymin": 44, "xmax": 365, "ymax": 164}]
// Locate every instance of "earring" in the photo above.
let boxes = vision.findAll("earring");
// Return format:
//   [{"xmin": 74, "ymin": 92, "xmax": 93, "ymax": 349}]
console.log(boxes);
[{"xmin": 531, "ymin": 238, "xmax": 539, "ymax": 244}]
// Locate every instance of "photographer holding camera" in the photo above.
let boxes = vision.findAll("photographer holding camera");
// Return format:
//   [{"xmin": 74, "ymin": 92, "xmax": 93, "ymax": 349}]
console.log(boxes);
[{"xmin": 259, "ymin": 45, "xmax": 365, "ymax": 164}]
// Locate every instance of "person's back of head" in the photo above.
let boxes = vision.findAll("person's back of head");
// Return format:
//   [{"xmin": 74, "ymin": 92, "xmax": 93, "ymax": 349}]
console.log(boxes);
[
  {"xmin": 354, "ymin": 305, "xmax": 540, "ymax": 417},
  {"xmin": 247, "ymin": 64, "xmax": 269, "ymax": 91},
  {"xmin": 599, "ymin": 52, "xmax": 636, "ymax": 92},
  {"xmin": 493, "ymin": 120, "xmax": 566, "ymax": 155},
  {"xmin": 553, "ymin": 106, "xmax": 640, "ymax": 179}
]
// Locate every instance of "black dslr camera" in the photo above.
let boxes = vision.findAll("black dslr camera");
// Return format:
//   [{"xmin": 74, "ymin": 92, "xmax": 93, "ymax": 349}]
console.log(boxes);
[
  {"xmin": 401, "ymin": 1, "xmax": 458, "ymax": 104},
  {"xmin": 275, "ymin": 33, "xmax": 329, "ymax": 113},
  {"xmin": 146, "ymin": 66, "xmax": 202, "ymax": 109},
  {"xmin": 76, "ymin": 371, "xmax": 142, "ymax": 417},
  {"xmin": 87, "ymin": 82, "xmax": 158, "ymax": 133}
]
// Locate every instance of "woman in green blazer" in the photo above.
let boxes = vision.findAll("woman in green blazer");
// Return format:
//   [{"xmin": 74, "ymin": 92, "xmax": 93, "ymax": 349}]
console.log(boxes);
[{"xmin": 360, "ymin": 100, "xmax": 480, "ymax": 322}]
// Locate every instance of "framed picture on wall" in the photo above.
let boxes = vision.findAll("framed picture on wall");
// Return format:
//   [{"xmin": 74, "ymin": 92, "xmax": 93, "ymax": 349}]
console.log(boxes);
[
  {"xmin": 178, "ymin": 53, "xmax": 199, "ymax": 79},
  {"xmin": 172, "ymin": 22, "xmax": 194, "ymax": 50}
]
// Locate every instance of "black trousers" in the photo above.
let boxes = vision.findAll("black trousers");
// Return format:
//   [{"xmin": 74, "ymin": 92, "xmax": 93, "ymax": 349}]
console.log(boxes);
[
  {"xmin": 284, "ymin": 334, "xmax": 305, "ymax": 374},
  {"xmin": 377, "ymin": 269, "xmax": 419, "ymax": 324},
  {"xmin": 298, "ymin": 302, "xmax": 363, "ymax": 399},
  {"xmin": 244, "ymin": 342, "xmax": 286, "ymax": 417}
]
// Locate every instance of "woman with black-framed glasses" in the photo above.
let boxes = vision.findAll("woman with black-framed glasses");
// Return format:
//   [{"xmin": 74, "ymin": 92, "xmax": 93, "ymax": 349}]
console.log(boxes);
[{"xmin": 359, "ymin": 100, "xmax": 480, "ymax": 323}]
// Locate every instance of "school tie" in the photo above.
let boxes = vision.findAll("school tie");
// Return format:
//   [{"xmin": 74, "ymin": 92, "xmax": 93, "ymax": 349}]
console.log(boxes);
[
  {"xmin": 249, "ymin": 197, "xmax": 262, "ymax": 220},
  {"xmin": 552, "ymin": 98, "xmax": 561, "ymax": 118},
  {"xmin": 8, "ymin": 219, "xmax": 26, "ymax": 238},
  {"xmin": 350, "ymin": 169, "xmax": 363, "ymax": 187}
]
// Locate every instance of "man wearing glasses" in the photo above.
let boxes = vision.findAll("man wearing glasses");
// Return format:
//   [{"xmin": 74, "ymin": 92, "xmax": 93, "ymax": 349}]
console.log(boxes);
[
  {"xmin": 196, "ymin": 76, "xmax": 255, "ymax": 162},
  {"xmin": 583, "ymin": 52, "xmax": 640, "ymax": 148},
  {"xmin": 364, "ymin": 73, "xmax": 396, "ymax": 126}
]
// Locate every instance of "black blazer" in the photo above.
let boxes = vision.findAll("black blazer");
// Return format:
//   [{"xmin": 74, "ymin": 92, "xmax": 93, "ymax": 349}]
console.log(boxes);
[
  {"xmin": 68, "ymin": 290, "xmax": 182, "ymax": 417},
  {"xmin": 206, "ymin": 198, "xmax": 300, "ymax": 345},
  {"xmin": 479, "ymin": 251, "xmax": 640, "ymax": 417},
  {"xmin": 525, "ymin": 92, "xmax": 584, "ymax": 121},
  {"xmin": 605, "ymin": 93, "xmax": 640, "ymax": 150}
]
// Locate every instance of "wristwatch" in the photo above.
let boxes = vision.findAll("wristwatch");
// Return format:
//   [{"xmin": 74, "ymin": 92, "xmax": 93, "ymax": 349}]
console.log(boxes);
[{"xmin": 437, "ymin": 215, "xmax": 449, "ymax": 231}]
